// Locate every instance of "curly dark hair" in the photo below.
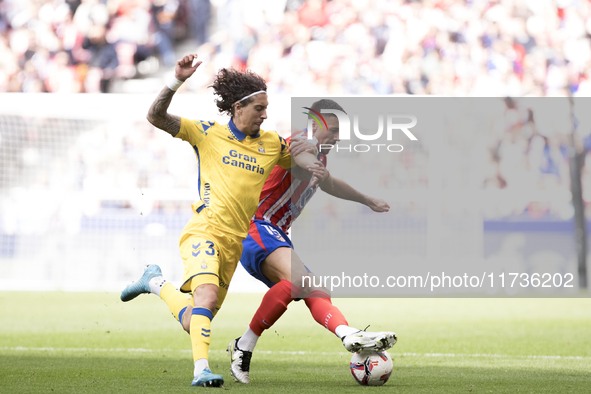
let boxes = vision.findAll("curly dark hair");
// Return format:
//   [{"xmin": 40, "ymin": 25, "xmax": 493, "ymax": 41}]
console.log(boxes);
[{"xmin": 210, "ymin": 68, "xmax": 267, "ymax": 116}]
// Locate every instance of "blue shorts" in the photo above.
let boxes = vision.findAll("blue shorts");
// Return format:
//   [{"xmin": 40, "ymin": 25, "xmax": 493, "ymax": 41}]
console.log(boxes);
[{"xmin": 240, "ymin": 219, "xmax": 293, "ymax": 288}]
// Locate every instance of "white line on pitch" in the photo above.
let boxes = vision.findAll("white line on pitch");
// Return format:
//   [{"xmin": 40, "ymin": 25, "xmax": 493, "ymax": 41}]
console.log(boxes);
[{"xmin": 0, "ymin": 346, "xmax": 589, "ymax": 361}]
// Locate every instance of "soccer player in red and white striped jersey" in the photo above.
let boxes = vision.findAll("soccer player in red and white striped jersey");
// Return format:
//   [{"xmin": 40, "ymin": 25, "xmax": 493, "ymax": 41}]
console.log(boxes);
[{"xmin": 229, "ymin": 99, "xmax": 397, "ymax": 384}]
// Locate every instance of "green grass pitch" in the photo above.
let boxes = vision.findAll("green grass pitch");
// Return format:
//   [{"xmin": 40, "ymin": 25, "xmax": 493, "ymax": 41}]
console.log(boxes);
[{"xmin": 1, "ymin": 292, "xmax": 590, "ymax": 393}]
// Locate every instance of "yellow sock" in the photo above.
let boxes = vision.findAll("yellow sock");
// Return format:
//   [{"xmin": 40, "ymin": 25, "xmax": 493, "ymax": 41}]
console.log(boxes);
[
  {"xmin": 189, "ymin": 307, "xmax": 213, "ymax": 362},
  {"xmin": 159, "ymin": 282, "xmax": 191, "ymax": 323}
]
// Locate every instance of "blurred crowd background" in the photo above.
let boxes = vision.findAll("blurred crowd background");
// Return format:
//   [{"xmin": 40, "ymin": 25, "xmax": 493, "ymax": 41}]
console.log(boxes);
[{"xmin": 2, "ymin": 0, "xmax": 591, "ymax": 96}]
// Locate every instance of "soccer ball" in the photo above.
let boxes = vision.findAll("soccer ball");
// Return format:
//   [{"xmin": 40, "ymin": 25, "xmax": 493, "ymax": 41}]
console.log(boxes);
[{"xmin": 349, "ymin": 350, "xmax": 393, "ymax": 386}]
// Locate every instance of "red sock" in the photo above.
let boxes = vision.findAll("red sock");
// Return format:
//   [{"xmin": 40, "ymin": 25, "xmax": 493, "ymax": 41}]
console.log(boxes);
[
  {"xmin": 249, "ymin": 279, "xmax": 294, "ymax": 336},
  {"xmin": 304, "ymin": 291, "xmax": 349, "ymax": 334}
]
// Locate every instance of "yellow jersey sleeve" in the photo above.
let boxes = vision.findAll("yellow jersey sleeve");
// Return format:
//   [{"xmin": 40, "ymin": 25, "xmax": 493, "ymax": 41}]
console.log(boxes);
[
  {"xmin": 176, "ymin": 118, "xmax": 215, "ymax": 145},
  {"xmin": 276, "ymin": 134, "xmax": 292, "ymax": 169}
]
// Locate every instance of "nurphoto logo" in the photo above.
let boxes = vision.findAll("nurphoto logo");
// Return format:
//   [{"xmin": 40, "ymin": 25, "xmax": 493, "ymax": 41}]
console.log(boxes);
[{"xmin": 304, "ymin": 107, "xmax": 419, "ymax": 153}]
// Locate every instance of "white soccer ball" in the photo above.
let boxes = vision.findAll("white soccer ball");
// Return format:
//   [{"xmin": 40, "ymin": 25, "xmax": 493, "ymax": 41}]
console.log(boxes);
[{"xmin": 349, "ymin": 350, "xmax": 393, "ymax": 386}]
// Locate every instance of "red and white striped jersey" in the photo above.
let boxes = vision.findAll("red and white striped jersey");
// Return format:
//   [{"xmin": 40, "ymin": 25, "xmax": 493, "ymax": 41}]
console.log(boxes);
[{"xmin": 253, "ymin": 136, "xmax": 327, "ymax": 233}]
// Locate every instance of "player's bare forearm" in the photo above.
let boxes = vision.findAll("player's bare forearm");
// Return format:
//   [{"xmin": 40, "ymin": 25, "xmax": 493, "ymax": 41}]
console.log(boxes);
[
  {"xmin": 293, "ymin": 151, "xmax": 321, "ymax": 170},
  {"xmin": 320, "ymin": 175, "xmax": 364, "ymax": 202},
  {"xmin": 290, "ymin": 137, "xmax": 321, "ymax": 170},
  {"xmin": 320, "ymin": 176, "xmax": 390, "ymax": 212},
  {"xmin": 147, "ymin": 86, "xmax": 181, "ymax": 137},
  {"xmin": 290, "ymin": 137, "xmax": 318, "ymax": 158},
  {"xmin": 147, "ymin": 53, "xmax": 202, "ymax": 137},
  {"xmin": 292, "ymin": 151, "xmax": 324, "ymax": 186}
]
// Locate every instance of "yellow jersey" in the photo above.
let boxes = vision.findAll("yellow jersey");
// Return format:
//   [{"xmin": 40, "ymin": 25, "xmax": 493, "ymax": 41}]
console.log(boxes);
[{"xmin": 176, "ymin": 117, "xmax": 291, "ymax": 238}]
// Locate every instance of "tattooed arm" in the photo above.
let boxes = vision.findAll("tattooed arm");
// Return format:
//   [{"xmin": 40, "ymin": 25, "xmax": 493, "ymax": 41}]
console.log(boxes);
[
  {"xmin": 147, "ymin": 54, "xmax": 202, "ymax": 137},
  {"xmin": 147, "ymin": 87, "xmax": 181, "ymax": 136}
]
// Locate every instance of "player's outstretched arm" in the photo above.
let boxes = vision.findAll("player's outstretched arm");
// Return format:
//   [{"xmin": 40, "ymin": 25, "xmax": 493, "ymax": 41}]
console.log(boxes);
[
  {"xmin": 319, "ymin": 174, "xmax": 390, "ymax": 212},
  {"xmin": 147, "ymin": 54, "xmax": 202, "ymax": 137}
]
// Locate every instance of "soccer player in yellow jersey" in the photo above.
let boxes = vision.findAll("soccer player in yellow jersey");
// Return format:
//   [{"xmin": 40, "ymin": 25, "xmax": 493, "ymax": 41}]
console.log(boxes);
[{"xmin": 121, "ymin": 53, "xmax": 320, "ymax": 387}]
